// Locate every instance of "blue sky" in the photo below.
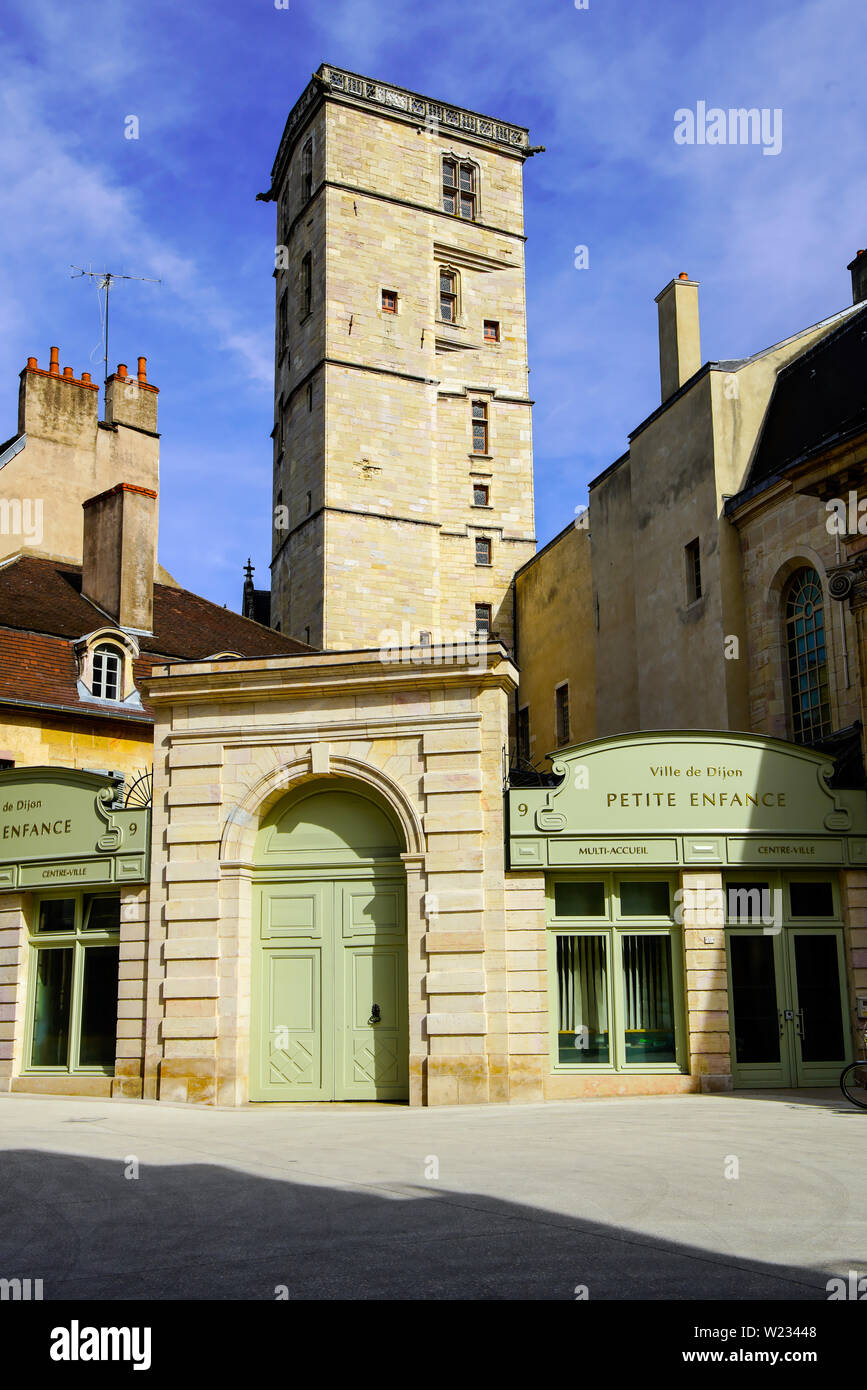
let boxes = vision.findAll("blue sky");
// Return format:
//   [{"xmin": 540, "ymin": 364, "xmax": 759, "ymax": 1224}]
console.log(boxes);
[{"xmin": 0, "ymin": 0, "xmax": 864, "ymax": 612}]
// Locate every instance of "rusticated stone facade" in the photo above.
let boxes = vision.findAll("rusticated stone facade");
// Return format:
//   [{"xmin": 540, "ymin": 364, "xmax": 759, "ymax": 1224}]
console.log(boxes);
[{"xmin": 141, "ymin": 645, "xmax": 540, "ymax": 1106}]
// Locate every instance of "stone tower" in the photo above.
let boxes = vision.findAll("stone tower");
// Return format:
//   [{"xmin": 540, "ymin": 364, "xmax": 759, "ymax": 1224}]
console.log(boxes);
[{"xmin": 261, "ymin": 64, "xmax": 539, "ymax": 651}]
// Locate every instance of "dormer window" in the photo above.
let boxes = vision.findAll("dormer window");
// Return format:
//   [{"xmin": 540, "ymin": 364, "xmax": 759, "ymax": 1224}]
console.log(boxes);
[
  {"xmin": 92, "ymin": 644, "xmax": 122, "ymax": 700},
  {"xmin": 75, "ymin": 628, "xmax": 140, "ymax": 707}
]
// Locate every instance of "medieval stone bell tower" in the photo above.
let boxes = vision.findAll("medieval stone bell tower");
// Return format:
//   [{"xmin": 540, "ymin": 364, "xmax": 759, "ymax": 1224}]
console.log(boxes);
[{"xmin": 261, "ymin": 64, "xmax": 538, "ymax": 651}]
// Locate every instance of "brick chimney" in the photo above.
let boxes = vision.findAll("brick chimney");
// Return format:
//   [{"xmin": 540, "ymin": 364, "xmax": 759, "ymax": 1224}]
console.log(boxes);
[
  {"xmin": 104, "ymin": 357, "xmax": 159, "ymax": 433},
  {"xmin": 81, "ymin": 483, "xmax": 157, "ymax": 630},
  {"xmin": 848, "ymin": 249, "xmax": 867, "ymax": 306},
  {"xmin": 654, "ymin": 273, "xmax": 701, "ymax": 402}
]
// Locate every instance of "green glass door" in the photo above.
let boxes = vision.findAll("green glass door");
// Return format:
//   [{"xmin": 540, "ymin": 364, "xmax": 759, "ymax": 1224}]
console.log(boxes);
[
  {"xmin": 788, "ymin": 930, "xmax": 849, "ymax": 1086},
  {"xmin": 251, "ymin": 876, "xmax": 408, "ymax": 1102},
  {"xmin": 727, "ymin": 929, "xmax": 850, "ymax": 1088}
]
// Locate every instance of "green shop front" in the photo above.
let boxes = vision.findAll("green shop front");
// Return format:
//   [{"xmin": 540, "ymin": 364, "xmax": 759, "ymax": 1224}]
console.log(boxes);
[
  {"xmin": 0, "ymin": 768, "xmax": 150, "ymax": 1098},
  {"xmin": 508, "ymin": 732, "xmax": 867, "ymax": 1097}
]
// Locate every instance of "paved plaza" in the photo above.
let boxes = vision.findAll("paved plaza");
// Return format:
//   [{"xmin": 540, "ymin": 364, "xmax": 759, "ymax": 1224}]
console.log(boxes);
[{"xmin": 1, "ymin": 1089, "xmax": 864, "ymax": 1300}]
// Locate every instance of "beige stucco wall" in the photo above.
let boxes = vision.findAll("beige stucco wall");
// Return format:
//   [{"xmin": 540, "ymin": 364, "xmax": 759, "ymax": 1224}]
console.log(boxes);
[
  {"xmin": 514, "ymin": 522, "xmax": 596, "ymax": 764},
  {"xmin": 0, "ymin": 363, "xmax": 163, "ymax": 571},
  {"xmin": 0, "ymin": 710, "xmax": 152, "ymax": 786},
  {"xmin": 590, "ymin": 306, "xmax": 863, "ymax": 739}
]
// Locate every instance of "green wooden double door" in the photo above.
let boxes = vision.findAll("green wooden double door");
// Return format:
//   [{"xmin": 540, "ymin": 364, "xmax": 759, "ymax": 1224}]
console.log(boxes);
[
  {"xmin": 251, "ymin": 874, "xmax": 409, "ymax": 1101},
  {"xmin": 727, "ymin": 928, "xmax": 851, "ymax": 1087}
]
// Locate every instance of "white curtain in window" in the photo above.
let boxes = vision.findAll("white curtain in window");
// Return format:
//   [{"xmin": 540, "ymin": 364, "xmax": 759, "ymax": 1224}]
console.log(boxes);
[
  {"xmin": 558, "ymin": 936, "xmax": 607, "ymax": 1034},
  {"xmin": 622, "ymin": 936, "xmax": 672, "ymax": 1031}
]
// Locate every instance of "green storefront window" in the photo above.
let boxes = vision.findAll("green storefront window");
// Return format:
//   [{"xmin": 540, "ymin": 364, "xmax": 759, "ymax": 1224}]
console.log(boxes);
[
  {"xmin": 618, "ymin": 880, "xmax": 671, "ymax": 917},
  {"xmin": 621, "ymin": 935, "xmax": 676, "ymax": 1062},
  {"xmin": 556, "ymin": 935, "xmax": 609, "ymax": 1063},
  {"xmin": 788, "ymin": 880, "xmax": 834, "ymax": 918},
  {"xmin": 554, "ymin": 880, "xmax": 605, "ymax": 917},
  {"xmin": 28, "ymin": 892, "xmax": 121, "ymax": 1074},
  {"xmin": 726, "ymin": 882, "xmax": 772, "ymax": 925},
  {"xmin": 31, "ymin": 948, "xmax": 74, "ymax": 1066},
  {"xmin": 37, "ymin": 898, "xmax": 76, "ymax": 933},
  {"xmin": 78, "ymin": 946, "xmax": 121, "ymax": 1066},
  {"xmin": 83, "ymin": 895, "xmax": 121, "ymax": 931}
]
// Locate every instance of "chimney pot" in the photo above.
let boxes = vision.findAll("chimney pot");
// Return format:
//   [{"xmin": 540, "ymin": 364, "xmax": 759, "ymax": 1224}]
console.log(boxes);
[
  {"xmin": 26, "ymin": 357, "xmax": 37, "ymax": 370},
  {"xmin": 81, "ymin": 371, "xmax": 91, "ymax": 384},
  {"xmin": 49, "ymin": 346, "xmax": 60, "ymax": 376},
  {"xmin": 105, "ymin": 360, "xmax": 158, "ymax": 430},
  {"xmin": 63, "ymin": 366, "xmax": 73, "ymax": 378},
  {"xmin": 678, "ymin": 271, "xmax": 689, "ymax": 279}
]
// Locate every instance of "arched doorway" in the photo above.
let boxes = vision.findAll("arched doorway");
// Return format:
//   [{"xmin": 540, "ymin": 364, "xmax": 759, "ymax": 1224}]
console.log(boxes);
[{"xmin": 250, "ymin": 781, "xmax": 408, "ymax": 1102}]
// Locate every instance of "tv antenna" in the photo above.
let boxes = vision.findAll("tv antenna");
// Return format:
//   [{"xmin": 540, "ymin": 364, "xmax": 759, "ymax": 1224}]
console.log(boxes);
[{"xmin": 70, "ymin": 266, "xmax": 161, "ymax": 405}]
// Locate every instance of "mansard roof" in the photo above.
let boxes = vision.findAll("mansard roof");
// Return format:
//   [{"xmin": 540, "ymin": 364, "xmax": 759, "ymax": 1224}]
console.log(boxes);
[{"xmin": 738, "ymin": 299, "xmax": 867, "ymax": 492}]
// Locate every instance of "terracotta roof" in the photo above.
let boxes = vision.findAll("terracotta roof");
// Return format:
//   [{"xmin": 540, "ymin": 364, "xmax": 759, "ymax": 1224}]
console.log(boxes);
[{"xmin": 0, "ymin": 555, "xmax": 314, "ymax": 723}]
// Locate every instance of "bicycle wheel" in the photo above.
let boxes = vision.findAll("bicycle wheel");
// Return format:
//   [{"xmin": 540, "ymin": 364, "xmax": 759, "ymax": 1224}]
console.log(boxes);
[{"xmin": 840, "ymin": 1062, "xmax": 867, "ymax": 1110}]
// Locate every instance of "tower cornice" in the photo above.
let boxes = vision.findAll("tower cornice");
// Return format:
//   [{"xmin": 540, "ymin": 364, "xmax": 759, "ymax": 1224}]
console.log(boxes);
[{"xmin": 261, "ymin": 63, "xmax": 535, "ymax": 201}]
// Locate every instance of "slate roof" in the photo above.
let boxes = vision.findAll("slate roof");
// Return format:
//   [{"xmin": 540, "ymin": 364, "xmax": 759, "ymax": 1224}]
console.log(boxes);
[
  {"xmin": 742, "ymin": 301, "xmax": 867, "ymax": 491},
  {"xmin": 0, "ymin": 555, "xmax": 312, "ymax": 722}
]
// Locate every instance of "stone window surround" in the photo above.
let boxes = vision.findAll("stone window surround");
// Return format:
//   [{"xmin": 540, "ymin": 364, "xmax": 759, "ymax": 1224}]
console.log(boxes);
[
  {"xmin": 75, "ymin": 628, "xmax": 139, "ymax": 704},
  {"xmin": 441, "ymin": 152, "xmax": 482, "ymax": 222}
]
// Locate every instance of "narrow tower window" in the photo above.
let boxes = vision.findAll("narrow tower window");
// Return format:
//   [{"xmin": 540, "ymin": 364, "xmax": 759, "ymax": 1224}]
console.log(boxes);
[
  {"xmin": 472, "ymin": 401, "xmax": 489, "ymax": 454},
  {"xmin": 442, "ymin": 158, "xmax": 457, "ymax": 214},
  {"xmin": 555, "ymin": 683, "xmax": 571, "ymax": 746},
  {"xmin": 301, "ymin": 139, "xmax": 313, "ymax": 202},
  {"xmin": 278, "ymin": 291, "xmax": 288, "ymax": 358},
  {"xmin": 475, "ymin": 536, "xmax": 492, "ymax": 566},
  {"xmin": 439, "ymin": 269, "xmax": 458, "ymax": 323},
  {"xmin": 381, "ymin": 289, "xmax": 398, "ymax": 314},
  {"xmin": 475, "ymin": 603, "xmax": 492, "ymax": 635},
  {"xmin": 301, "ymin": 252, "xmax": 312, "ymax": 317},
  {"xmin": 484, "ymin": 320, "xmax": 500, "ymax": 343},
  {"xmin": 685, "ymin": 538, "xmax": 702, "ymax": 603},
  {"xmin": 517, "ymin": 706, "xmax": 530, "ymax": 762},
  {"xmin": 473, "ymin": 483, "xmax": 489, "ymax": 507}
]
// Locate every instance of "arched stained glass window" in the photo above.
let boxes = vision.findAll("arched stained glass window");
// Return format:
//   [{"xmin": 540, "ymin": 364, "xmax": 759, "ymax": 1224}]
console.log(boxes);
[{"xmin": 784, "ymin": 568, "xmax": 832, "ymax": 743}]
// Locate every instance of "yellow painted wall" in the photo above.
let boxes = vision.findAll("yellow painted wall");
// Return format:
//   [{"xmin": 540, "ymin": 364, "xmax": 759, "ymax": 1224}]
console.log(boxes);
[
  {"xmin": 0, "ymin": 709, "xmax": 152, "ymax": 785},
  {"xmin": 515, "ymin": 522, "xmax": 595, "ymax": 766}
]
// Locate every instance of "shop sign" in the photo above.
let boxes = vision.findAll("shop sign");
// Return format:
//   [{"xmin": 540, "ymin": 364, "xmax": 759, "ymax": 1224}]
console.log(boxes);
[
  {"xmin": 0, "ymin": 767, "xmax": 150, "ymax": 889},
  {"xmin": 509, "ymin": 732, "xmax": 867, "ymax": 869}
]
